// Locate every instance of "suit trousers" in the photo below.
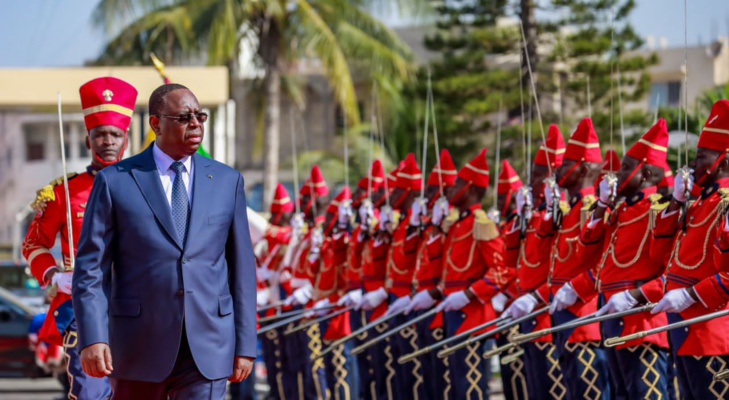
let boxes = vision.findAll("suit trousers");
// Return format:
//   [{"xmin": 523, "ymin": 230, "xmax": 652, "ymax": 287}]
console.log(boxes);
[{"xmin": 111, "ymin": 328, "xmax": 227, "ymax": 400}]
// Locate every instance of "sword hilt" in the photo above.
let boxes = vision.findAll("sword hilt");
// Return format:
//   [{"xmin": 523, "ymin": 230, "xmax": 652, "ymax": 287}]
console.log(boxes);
[
  {"xmin": 500, "ymin": 347, "xmax": 525, "ymax": 365},
  {"xmin": 483, "ymin": 342, "xmax": 516, "ymax": 359},
  {"xmin": 714, "ymin": 369, "xmax": 729, "ymax": 381},
  {"xmin": 604, "ymin": 332, "xmax": 645, "ymax": 348},
  {"xmin": 510, "ymin": 330, "xmax": 544, "ymax": 344}
]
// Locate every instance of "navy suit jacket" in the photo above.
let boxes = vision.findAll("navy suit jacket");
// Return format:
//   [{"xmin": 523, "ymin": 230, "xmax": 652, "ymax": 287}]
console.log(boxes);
[{"xmin": 72, "ymin": 145, "xmax": 257, "ymax": 382}]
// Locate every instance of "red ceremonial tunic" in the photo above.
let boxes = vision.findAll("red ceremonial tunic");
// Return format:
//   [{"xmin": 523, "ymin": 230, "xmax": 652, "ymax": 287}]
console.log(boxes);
[
  {"xmin": 441, "ymin": 205, "xmax": 509, "ymax": 334},
  {"xmin": 654, "ymin": 178, "xmax": 729, "ymax": 356},
  {"xmin": 535, "ymin": 187, "xmax": 601, "ymax": 343},
  {"xmin": 571, "ymin": 187, "xmax": 669, "ymax": 349},
  {"xmin": 386, "ymin": 210, "xmax": 422, "ymax": 297},
  {"xmin": 23, "ymin": 170, "xmax": 95, "ymax": 346}
]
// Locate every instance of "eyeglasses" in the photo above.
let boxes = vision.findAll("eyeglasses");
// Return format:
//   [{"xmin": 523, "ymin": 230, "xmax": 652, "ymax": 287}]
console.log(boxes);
[{"xmin": 157, "ymin": 112, "xmax": 209, "ymax": 124}]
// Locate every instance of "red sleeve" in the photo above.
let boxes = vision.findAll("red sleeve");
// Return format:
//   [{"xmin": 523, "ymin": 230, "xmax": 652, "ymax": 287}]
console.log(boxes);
[
  {"xmin": 570, "ymin": 270, "xmax": 599, "ymax": 303},
  {"xmin": 693, "ymin": 221, "xmax": 729, "ymax": 310},
  {"xmin": 387, "ymin": 227, "xmax": 422, "ymax": 297},
  {"xmin": 22, "ymin": 189, "xmax": 64, "ymax": 285},
  {"xmin": 638, "ymin": 276, "xmax": 666, "ymax": 303}
]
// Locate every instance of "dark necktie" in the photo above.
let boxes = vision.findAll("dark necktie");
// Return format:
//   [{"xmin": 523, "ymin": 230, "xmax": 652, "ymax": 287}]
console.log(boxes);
[{"xmin": 170, "ymin": 161, "xmax": 190, "ymax": 245}]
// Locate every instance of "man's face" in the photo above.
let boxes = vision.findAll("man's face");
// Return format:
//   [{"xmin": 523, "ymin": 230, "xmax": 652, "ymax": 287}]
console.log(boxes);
[
  {"xmin": 389, "ymin": 187, "xmax": 406, "ymax": 211},
  {"xmin": 352, "ymin": 187, "xmax": 366, "ymax": 208},
  {"xmin": 691, "ymin": 148, "xmax": 721, "ymax": 184},
  {"xmin": 616, "ymin": 156, "xmax": 641, "ymax": 196},
  {"xmin": 151, "ymin": 89, "xmax": 204, "ymax": 159},
  {"xmin": 447, "ymin": 178, "xmax": 467, "ymax": 206},
  {"xmin": 87, "ymin": 125, "xmax": 127, "ymax": 166},
  {"xmin": 556, "ymin": 160, "xmax": 577, "ymax": 188},
  {"xmin": 530, "ymin": 164, "xmax": 549, "ymax": 202}
]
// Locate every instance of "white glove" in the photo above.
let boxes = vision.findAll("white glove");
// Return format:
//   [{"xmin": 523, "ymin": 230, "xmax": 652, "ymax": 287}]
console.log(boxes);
[
  {"xmin": 337, "ymin": 289, "xmax": 362, "ymax": 307},
  {"xmin": 487, "ymin": 208, "xmax": 500, "ymax": 224},
  {"xmin": 431, "ymin": 198, "xmax": 449, "ymax": 226},
  {"xmin": 256, "ymin": 267, "xmax": 274, "ymax": 283},
  {"xmin": 673, "ymin": 168, "xmax": 695, "ymax": 203},
  {"xmin": 508, "ymin": 294, "xmax": 539, "ymax": 319},
  {"xmin": 544, "ymin": 183, "xmax": 560, "ymax": 208},
  {"xmin": 386, "ymin": 295, "xmax": 411, "ymax": 317},
  {"xmin": 491, "ymin": 292, "xmax": 509, "ymax": 313},
  {"xmin": 359, "ymin": 200, "xmax": 374, "ymax": 228},
  {"xmin": 550, "ymin": 283, "xmax": 579, "ymax": 314},
  {"xmin": 289, "ymin": 285, "xmax": 313, "ymax": 306},
  {"xmin": 51, "ymin": 271, "xmax": 73, "ymax": 294},
  {"xmin": 257, "ymin": 288, "xmax": 270, "ymax": 307},
  {"xmin": 652, "ymin": 288, "xmax": 696, "ymax": 314},
  {"xmin": 311, "ymin": 227, "xmax": 324, "ymax": 249},
  {"xmin": 436, "ymin": 290, "xmax": 471, "ymax": 312},
  {"xmin": 598, "ymin": 175, "xmax": 616, "ymax": 205},
  {"xmin": 360, "ymin": 287, "xmax": 388, "ymax": 311},
  {"xmin": 379, "ymin": 205, "xmax": 394, "ymax": 230},
  {"xmin": 291, "ymin": 213, "xmax": 305, "ymax": 236},
  {"xmin": 410, "ymin": 198, "xmax": 427, "ymax": 226},
  {"xmin": 338, "ymin": 201, "xmax": 352, "ymax": 228},
  {"xmin": 595, "ymin": 290, "xmax": 637, "ymax": 316},
  {"xmin": 312, "ymin": 298, "xmax": 331, "ymax": 317},
  {"xmin": 405, "ymin": 290, "xmax": 437, "ymax": 314},
  {"xmin": 516, "ymin": 187, "xmax": 533, "ymax": 219}
]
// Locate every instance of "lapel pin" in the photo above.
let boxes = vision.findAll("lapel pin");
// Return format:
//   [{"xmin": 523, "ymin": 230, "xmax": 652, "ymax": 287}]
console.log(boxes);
[{"xmin": 208, "ymin": 175, "xmax": 213, "ymax": 179}]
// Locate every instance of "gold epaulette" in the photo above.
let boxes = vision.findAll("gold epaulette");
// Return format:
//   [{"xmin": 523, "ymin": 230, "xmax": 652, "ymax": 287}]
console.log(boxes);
[
  {"xmin": 558, "ymin": 200, "xmax": 570, "ymax": 215},
  {"xmin": 649, "ymin": 197, "xmax": 671, "ymax": 230},
  {"xmin": 442, "ymin": 209, "xmax": 459, "ymax": 233},
  {"xmin": 391, "ymin": 210, "xmax": 402, "ymax": 232},
  {"xmin": 30, "ymin": 173, "xmax": 78, "ymax": 212},
  {"xmin": 473, "ymin": 209, "xmax": 499, "ymax": 241},
  {"xmin": 719, "ymin": 188, "xmax": 729, "ymax": 216},
  {"xmin": 580, "ymin": 195, "xmax": 597, "ymax": 227}
]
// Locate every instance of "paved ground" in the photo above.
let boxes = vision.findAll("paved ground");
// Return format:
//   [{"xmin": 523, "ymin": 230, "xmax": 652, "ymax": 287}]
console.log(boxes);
[
  {"xmin": 0, "ymin": 378, "xmax": 65, "ymax": 400},
  {"xmin": 0, "ymin": 377, "xmax": 505, "ymax": 399}
]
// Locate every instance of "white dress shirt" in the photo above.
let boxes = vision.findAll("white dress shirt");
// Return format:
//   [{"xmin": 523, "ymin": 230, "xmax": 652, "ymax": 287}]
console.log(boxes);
[{"xmin": 152, "ymin": 144, "xmax": 194, "ymax": 208}]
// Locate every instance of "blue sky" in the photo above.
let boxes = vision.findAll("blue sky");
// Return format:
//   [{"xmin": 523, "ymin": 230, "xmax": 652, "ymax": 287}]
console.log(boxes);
[{"xmin": 1, "ymin": 0, "xmax": 728, "ymax": 67}]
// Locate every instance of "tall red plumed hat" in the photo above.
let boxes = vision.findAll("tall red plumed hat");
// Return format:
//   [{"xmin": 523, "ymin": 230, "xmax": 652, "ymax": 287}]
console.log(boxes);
[
  {"xmin": 458, "ymin": 149, "xmax": 490, "ymax": 188},
  {"xmin": 79, "ymin": 77, "xmax": 138, "ymax": 133},
  {"xmin": 428, "ymin": 149, "xmax": 457, "ymax": 187}
]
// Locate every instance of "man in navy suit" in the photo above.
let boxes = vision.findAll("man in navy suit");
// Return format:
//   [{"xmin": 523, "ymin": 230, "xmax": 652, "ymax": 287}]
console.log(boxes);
[{"xmin": 72, "ymin": 83, "xmax": 257, "ymax": 399}]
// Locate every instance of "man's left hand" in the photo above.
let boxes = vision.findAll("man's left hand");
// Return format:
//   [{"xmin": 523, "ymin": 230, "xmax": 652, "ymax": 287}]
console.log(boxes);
[{"xmin": 229, "ymin": 356, "xmax": 254, "ymax": 382}]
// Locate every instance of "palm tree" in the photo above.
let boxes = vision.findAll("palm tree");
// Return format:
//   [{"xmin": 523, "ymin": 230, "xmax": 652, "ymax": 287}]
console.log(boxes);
[{"xmin": 94, "ymin": 0, "xmax": 422, "ymax": 209}]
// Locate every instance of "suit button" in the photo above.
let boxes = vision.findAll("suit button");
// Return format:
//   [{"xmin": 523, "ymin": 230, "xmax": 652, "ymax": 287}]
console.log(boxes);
[
  {"xmin": 176, "ymin": 290, "xmax": 184, "ymax": 297},
  {"xmin": 53, "ymin": 311, "xmax": 58, "ymax": 317},
  {"xmin": 182, "ymin": 258, "xmax": 189, "ymax": 264}
]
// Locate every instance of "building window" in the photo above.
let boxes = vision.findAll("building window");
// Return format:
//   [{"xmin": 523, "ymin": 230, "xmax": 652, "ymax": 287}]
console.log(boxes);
[
  {"xmin": 649, "ymin": 81, "xmax": 681, "ymax": 109},
  {"xmin": 23, "ymin": 123, "xmax": 47, "ymax": 161}
]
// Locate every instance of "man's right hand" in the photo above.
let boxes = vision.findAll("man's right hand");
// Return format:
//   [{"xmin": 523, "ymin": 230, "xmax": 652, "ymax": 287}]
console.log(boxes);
[{"xmin": 80, "ymin": 343, "xmax": 113, "ymax": 378}]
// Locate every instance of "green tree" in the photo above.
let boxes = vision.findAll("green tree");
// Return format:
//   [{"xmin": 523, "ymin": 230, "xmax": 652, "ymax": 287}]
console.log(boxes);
[
  {"xmin": 94, "ymin": 0, "xmax": 420, "ymax": 209},
  {"xmin": 549, "ymin": 0, "xmax": 658, "ymax": 146}
]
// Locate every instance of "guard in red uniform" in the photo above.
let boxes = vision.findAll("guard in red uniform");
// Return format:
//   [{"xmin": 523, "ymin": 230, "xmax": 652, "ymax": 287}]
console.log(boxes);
[
  {"xmin": 532, "ymin": 118, "xmax": 612, "ymax": 399},
  {"xmin": 504, "ymin": 124, "xmax": 566, "ymax": 400},
  {"xmin": 338, "ymin": 159, "xmax": 386, "ymax": 399},
  {"xmin": 309, "ymin": 186, "xmax": 358, "ymax": 400},
  {"xmin": 280, "ymin": 166, "xmax": 330, "ymax": 400},
  {"xmin": 571, "ymin": 119, "xmax": 672, "ymax": 399},
  {"xmin": 406, "ymin": 149, "xmax": 457, "ymax": 400},
  {"xmin": 358, "ymin": 162, "xmax": 403, "ymax": 400},
  {"xmin": 23, "ymin": 76, "xmax": 137, "ymax": 399},
  {"xmin": 437, "ymin": 149, "xmax": 508, "ymax": 400},
  {"xmin": 258, "ymin": 183, "xmax": 295, "ymax": 400},
  {"xmin": 377, "ymin": 154, "xmax": 425, "ymax": 399},
  {"xmin": 651, "ymin": 100, "xmax": 729, "ymax": 399},
  {"xmin": 595, "ymin": 149, "xmax": 621, "ymax": 195},
  {"xmin": 491, "ymin": 160, "xmax": 529, "ymax": 400}
]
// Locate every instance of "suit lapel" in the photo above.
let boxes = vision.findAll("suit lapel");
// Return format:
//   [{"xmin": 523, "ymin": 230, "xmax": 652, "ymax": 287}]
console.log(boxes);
[
  {"xmin": 130, "ymin": 146, "xmax": 183, "ymax": 250},
  {"xmin": 186, "ymin": 153, "xmax": 213, "ymax": 247}
]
